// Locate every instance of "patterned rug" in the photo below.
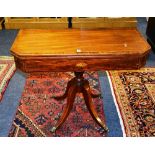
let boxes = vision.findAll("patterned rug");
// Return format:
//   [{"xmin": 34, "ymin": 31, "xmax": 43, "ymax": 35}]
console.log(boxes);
[
  {"xmin": 108, "ymin": 68, "xmax": 155, "ymax": 137},
  {"xmin": 9, "ymin": 72, "xmax": 107, "ymax": 137},
  {"xmin": 0, "ymin": 56, "xmax": 16, "ymax": 102}
]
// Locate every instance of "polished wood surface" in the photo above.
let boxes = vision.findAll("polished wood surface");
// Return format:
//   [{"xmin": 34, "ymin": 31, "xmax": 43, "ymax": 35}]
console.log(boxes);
[
  {"xmin": 11, "ymin": 28, "xmax": 151, "ymax": 133},
  {"xmin": 11, "ymin": 29, "xmax": 149, "ymax": 56},
  {"xmin": 11, "ymin": 29, "xmax": 151, "ymax": 72}
]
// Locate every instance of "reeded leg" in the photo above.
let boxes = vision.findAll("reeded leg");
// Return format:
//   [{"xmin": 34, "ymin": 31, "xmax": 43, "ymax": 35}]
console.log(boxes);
[
  {"xmin": 82, "ymin": 80, "xmax": 108, "ymax": 132},
  {"xmin": 50, "ymin": 84, "xmax": 77, "ymax": 133}
]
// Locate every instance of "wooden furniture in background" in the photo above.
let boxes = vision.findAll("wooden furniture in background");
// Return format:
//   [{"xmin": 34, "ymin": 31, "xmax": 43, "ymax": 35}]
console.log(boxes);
[
  {"xmin": 146, "ymin": 17, "xmax": 155, "ymax": 52},
  {"xmin": 4, "ymin": 17, "xmax": 137, "ymax": 29},
  {"xmin": 4, "ymin": 17, "xmax": 68, "ymax": 29},
  {"xmin": 0, "ymin": 17, "xmax": 4, "ymax": 29},
  {"xmin": 72, "ymin": 17, "xmax": 137, "ymax": 29},
  {"xmin": 10, "ymin": 29, "xmax": 150, "ymax": 132}
]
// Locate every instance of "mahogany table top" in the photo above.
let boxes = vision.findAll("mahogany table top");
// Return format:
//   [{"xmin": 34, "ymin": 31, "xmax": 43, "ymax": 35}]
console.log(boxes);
[
  {"xmin": 10, "ymin": 29, "xmax": 151, "ymax": 72},
  {"xmin": 11, "ymin": 29, "xmax": 150, "ymax": 57}
]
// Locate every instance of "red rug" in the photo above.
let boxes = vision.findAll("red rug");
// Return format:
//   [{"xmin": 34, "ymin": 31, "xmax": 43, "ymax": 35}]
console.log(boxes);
[
  {"xmin": 9, "ymin": 72, "xmax": 107, "ymax": 137},
  {"xmin": 0, "ymin": 56, "xmax": 16, "ymax": 102}
]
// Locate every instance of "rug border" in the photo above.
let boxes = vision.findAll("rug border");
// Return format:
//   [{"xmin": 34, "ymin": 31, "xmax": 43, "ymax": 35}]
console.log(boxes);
[
  {"xmin": 106, "ymin": 71, "xmax": 126, "ymax": 137},
  {"xmin": 107, "ymin": 67, "xmax": 155, "ymax": 137},
  {"xmin": 0, "ymin": 57, "xmax": 16, "ymax": 102}
]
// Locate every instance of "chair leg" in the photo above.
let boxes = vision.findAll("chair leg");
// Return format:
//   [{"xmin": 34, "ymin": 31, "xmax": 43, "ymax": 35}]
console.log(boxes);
[
  {"xmin": 82, "ymin": 80, "xmax": 108, "ymax": 132},
  {"xmin": 50, "ymin": 84, "xmax": 77, "ymax": 133}
]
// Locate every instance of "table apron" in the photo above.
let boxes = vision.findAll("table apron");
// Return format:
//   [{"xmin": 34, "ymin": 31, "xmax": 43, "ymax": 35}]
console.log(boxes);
[{"xmin": 14, "ymin": 55, "xmax": 148, "ymax": 72}]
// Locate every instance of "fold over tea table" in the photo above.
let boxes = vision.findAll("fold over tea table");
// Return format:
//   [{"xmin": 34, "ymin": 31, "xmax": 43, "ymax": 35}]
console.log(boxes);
[{"xmin": 10, "ymin": 29, "xmax": 151, "ymax": 133}]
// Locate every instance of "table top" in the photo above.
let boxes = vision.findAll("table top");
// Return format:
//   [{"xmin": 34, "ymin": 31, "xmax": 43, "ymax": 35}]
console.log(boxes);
[{"xmin": 11, "ymin": 29, "xmax": 150, "ymax": 57}]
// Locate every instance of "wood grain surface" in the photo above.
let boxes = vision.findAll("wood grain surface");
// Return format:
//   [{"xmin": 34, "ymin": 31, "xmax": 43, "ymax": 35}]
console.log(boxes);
[
  {"xmin": 11, "ymin": 29, "xmax": 151, "ymax": 72},
  {"xmin": 72, "ymin": 17, "xmax": 137, "ymax": 28}
]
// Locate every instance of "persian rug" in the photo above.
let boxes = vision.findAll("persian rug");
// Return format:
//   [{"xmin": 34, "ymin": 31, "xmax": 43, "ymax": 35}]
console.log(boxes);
[
  {"xmin": 108, "ymin": 68, "xmax": 155, "ymax": 137},
  {"xmin": 9, "ymin": 72, "xmax": 107, "ymax": 137},
  {"xmin": 0, "ymin": 56, "xmax": 16, "ymax": 102}
]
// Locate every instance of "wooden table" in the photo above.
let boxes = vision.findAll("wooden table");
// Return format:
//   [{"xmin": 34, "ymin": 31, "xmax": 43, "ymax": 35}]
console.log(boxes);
[{"xmin": 10, "ymin": 29, "xmax": 151, "ymax": 133}]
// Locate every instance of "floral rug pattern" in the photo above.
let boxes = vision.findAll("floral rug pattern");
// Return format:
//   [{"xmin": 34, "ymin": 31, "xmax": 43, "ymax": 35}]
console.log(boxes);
[
  {"xmin": 108, "ymin": 68, "xmax": 155, "ymax": 137},
  {"xmin": 9, "ymin": 72, "xmax": 106, "ymax": 137}
]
